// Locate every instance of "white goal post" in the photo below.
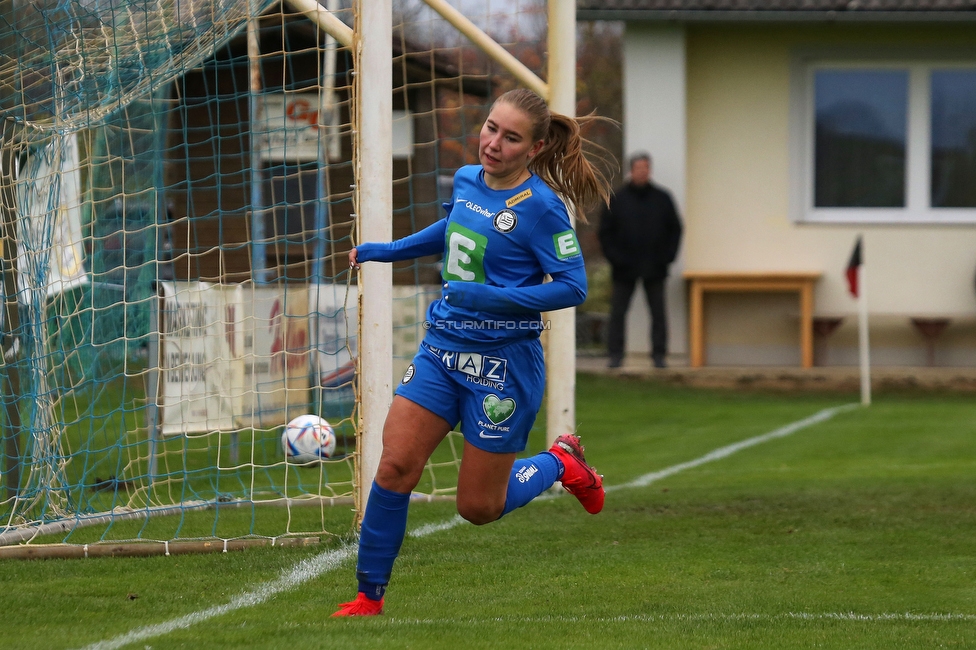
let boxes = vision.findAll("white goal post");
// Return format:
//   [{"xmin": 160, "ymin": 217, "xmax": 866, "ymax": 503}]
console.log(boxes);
[{"xmin": 355, "ymin": 0, "xmax": 394, "ymax": 521}]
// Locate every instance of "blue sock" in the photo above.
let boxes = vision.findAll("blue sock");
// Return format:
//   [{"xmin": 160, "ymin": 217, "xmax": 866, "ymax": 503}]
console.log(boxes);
[
  {"xmin": 500, "ymin": 451, "xmax": 563, "ymax": 517},
  {"xmin": 356, "ymin": 480, "xmax": 410, "ymax": 600}
]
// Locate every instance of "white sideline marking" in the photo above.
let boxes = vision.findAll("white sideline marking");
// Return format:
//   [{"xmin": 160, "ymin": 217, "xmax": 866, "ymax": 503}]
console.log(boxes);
[
  {"xmin": 408, "ymin": 514, "xmax": 465, "ymax": 537},
  {"xmin": 607, "ymin": 403, "xmax": 859, "ymax": 492},
  {"xmin": 79, "ymin": 404, "xmax": 857, "ymax": 650},
  {"xmin": 79, "ymin": 546, "xmax": 357, "ymax": 650},
  {"xmin": 78, "ymin": 519, "xmax": 470, "ymax": 650}
]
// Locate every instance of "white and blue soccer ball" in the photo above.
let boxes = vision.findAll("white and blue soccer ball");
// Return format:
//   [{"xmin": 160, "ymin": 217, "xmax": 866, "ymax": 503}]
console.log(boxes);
[{"xmin": 282, "ymin": 414, "xmax": 336, "ymax": 464}]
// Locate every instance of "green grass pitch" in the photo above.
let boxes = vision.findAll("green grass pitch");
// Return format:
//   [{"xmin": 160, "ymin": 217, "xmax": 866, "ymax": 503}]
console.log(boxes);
[{"xmin": 4, "ymin": 374, "xmax": 976, "ymax": 649}]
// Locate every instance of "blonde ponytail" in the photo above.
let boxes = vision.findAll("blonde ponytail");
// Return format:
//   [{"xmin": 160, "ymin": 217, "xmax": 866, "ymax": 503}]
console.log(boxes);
[{"xmin": 492, "ymin": 88, "xmax": 615, "ymax": 224}]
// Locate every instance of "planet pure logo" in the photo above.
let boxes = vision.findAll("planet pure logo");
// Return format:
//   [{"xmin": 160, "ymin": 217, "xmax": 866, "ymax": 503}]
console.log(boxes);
[{"xmin": 483, "ymin": 394, "xmax": 516, "ymax": 425}]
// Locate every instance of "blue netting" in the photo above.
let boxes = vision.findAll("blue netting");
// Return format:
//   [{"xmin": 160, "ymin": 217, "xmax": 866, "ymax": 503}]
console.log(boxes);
[
  {"xmin": 0, "ymin": 0, "xmax": 277, "ymax": 134},
  {"xmin": 0, "ymin": 0, "xmax": 546, "ymax": 547}
]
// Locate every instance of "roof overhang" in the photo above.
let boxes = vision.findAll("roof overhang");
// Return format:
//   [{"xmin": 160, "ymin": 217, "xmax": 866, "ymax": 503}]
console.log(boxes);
[{"xmin": 577, "ymin": 9, "xmax": 976, "ymax": 23}]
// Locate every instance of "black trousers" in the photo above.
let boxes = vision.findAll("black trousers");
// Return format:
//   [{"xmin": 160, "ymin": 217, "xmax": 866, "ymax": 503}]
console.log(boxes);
[{"xmin": 607, "ymin": 276, "xmax": 667, "ymax": 361}]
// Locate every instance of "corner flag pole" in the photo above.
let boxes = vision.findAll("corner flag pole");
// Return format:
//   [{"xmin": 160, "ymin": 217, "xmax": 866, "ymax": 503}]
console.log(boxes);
[{"xmin": 858, "ymin": 265, "xmax": 871, "ymax": 405}]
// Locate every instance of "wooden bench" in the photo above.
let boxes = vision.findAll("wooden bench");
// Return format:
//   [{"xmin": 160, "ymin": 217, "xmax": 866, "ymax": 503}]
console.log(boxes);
[
  {"xmin": 811, "ymin": 315, "xmax": 965, "ymax": 367},
  {"xmin": 910, "ymin": 317, "xmax": 952, "ymax": 367},
  {"xmin": 811, "ymin": 315, "xmax": 958, "ymax": 367},
  {"xmin": 683, "ymin": 271, "xmax": 822, "ymax": 368},
  {"xmin": 813, "ymin": 315, "xmax": 845, "ymax": 367}
]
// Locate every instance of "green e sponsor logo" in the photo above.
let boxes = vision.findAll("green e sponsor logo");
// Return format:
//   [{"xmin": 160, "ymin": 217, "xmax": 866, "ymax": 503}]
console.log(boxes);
[
  {"xmin": 553, "ymin": 229, "xmax": 580, "ymax": 260},
  {"xmin": 444, "ymin": 222, "xmax": 487, "ymax": 283}
]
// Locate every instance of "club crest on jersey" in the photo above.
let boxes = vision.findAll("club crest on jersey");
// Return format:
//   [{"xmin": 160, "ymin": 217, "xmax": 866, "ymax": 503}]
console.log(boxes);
[
  {"xmin": 493, "ymin": 209, "xmax": 518, "ymax": 233},
  {"xmin": 401, "ymin": 363, "xmax": 415, "ymax": 384}
]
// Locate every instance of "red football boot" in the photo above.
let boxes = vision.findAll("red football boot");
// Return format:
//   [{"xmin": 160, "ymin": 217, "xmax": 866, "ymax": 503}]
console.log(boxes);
[
  {"xmin": 332, "ymin": 592, "xmax": 384, "ymax": 617},
  {"xmin": 548, "ymin": 434, "xmax": 605, "ymax": 514}
]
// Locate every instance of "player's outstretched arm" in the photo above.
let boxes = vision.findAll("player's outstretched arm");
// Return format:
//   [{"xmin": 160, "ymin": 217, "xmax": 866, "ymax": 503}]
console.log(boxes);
[
  {"xmin": 442, "ymin": 265, "xmax": 587, "ymax": 314},
  {"xmin": 354, "ymin": 219, "xmax": 447, "ymax": 265}
]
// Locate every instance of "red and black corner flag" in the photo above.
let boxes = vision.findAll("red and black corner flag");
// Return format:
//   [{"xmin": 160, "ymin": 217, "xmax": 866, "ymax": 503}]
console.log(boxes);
[{"xmin": 846, "ymin": 236, "xmax": 863, "ymax": 298}]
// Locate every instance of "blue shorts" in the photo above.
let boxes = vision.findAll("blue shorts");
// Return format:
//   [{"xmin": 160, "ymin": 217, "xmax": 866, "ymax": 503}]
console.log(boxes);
[{"xmin": 395, "ymin": 337, "xmax": 545, "ymax": 453}]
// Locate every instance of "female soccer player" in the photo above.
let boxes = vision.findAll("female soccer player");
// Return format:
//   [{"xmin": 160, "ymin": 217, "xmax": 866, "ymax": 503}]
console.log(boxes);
[{"xmin": 333, "ymin": 88, "xmax": 613, "ymax": 616}]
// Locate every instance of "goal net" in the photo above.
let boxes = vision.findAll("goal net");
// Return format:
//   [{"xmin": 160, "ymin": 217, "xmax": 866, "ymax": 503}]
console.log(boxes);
[{"xmin": 0, "ymin": 0, "xmax": 552, "ymax": 553}]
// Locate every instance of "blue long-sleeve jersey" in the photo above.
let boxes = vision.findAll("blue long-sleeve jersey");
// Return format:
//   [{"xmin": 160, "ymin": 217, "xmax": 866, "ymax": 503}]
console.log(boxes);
[{"xmin": 356, "ymin": 165, "xmax": 587, "ymax": 351}]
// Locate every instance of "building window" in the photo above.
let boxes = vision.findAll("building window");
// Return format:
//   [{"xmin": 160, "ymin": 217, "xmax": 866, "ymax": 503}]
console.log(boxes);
[
  {"xmin": 814, "ymin": 69, "xmax": 907, "ymax": 208},
  {"xmin": 793, "ymin": 56, "xmax": 976, "ymax": 224},
  {"xmin": 930, "ymin": 69, "xmax": 976, "ymax": 208}
]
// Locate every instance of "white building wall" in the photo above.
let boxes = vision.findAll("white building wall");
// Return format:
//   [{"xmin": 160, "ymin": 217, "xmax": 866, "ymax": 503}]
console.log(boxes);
[
  {"xmin": 621, "ymin": 25, "xmax": 688, "ymax": 359},
  {"xmin": 680, "ymin": 24, "xmax": 976, "ymax": 366}
]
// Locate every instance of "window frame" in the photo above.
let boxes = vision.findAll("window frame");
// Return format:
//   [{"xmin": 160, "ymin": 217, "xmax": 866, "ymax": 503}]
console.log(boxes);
[{"xmin": 790, "ymin": 49, "xmax": 976, "ymax": 225}]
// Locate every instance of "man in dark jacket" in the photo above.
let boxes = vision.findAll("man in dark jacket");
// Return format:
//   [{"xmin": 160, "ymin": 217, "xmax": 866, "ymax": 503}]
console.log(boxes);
[{"xmin": 598, "ymin": 152, "xmax": 683, "ymax": 369}]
